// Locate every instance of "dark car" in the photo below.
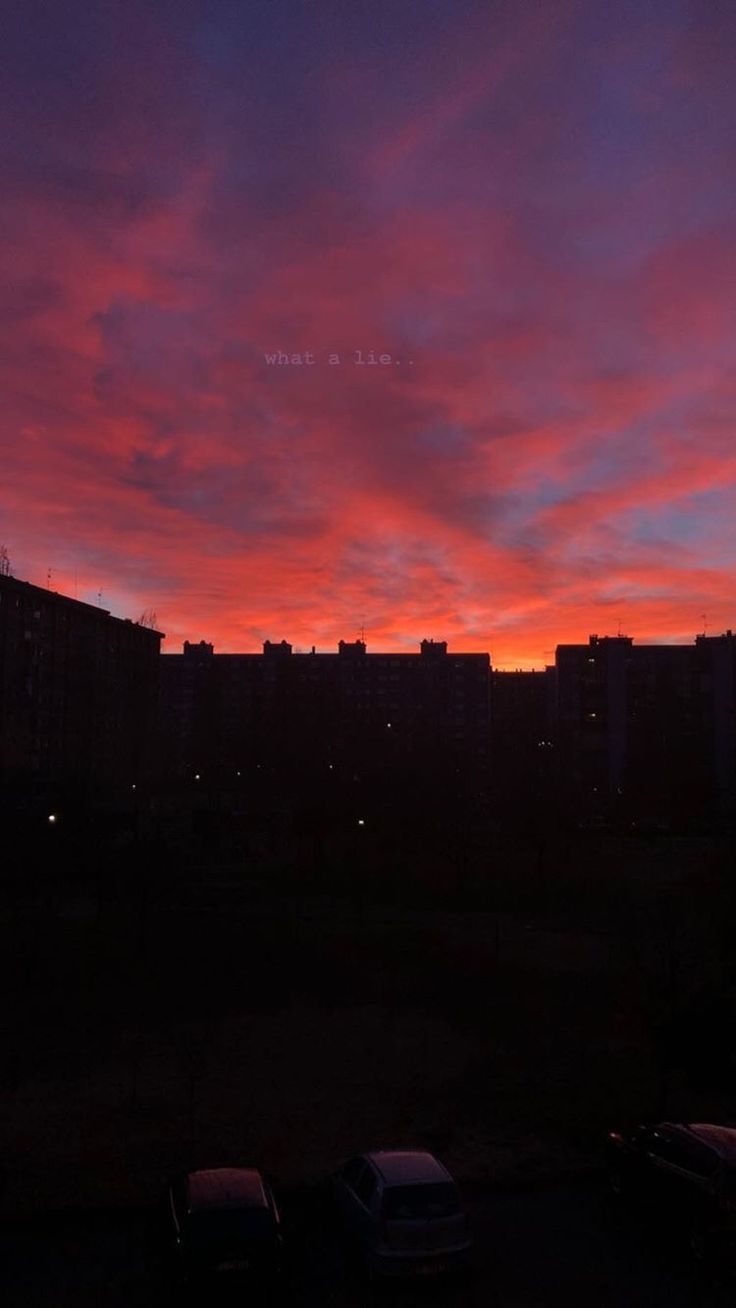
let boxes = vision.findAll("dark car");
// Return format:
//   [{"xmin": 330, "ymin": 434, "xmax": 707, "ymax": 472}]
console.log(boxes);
[
  {"xmin": 332, "ymin": 1149, "xmax": 473, "ymax": 1279},
  {"xmin": 606, "ymin": 1122, "xmax": 736, "ymax": 1261},
  {"xmin": 165, "ymin": 1167, "xmax": 283, "ymax": 1288}
]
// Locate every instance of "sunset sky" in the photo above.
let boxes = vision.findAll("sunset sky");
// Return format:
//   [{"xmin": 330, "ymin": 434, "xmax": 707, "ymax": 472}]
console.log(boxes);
[{"xmin": 2, "ymin": 0, "xmax": 735, "ymax": 667}]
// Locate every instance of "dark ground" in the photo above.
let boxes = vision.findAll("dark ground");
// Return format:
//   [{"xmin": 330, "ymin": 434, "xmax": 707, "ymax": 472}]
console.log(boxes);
[
  {"xmin": 3, "ymin": 827, "xmax": 736, "ymax": 1305},
  {"xmin": 5, "ymin": 1175, "xmax": 736, "ymax": 1307}
]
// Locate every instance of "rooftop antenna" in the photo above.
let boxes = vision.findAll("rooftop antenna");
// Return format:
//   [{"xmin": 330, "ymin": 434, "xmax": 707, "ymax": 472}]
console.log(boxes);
[
  {"xmin": 358, "ymin": 620, "xmax": 366, "ymax": 643},
  {"xmin": 701, "ymin": 612, "xmax": 708, "ymax": 635},
  {"xmin": 46, "ymin": 567, "xmax": 53, "ymax": 590},
  {"xmin": 0, "ymin": 545, "xmax": 10, "ymax": 577},
  {"xmin": 617, "ymin": 616, "xmax": 622, "ymax": 637},
  {"xmin": 97, "ymin": 588, "xmax": 103, "ymax": 607}
]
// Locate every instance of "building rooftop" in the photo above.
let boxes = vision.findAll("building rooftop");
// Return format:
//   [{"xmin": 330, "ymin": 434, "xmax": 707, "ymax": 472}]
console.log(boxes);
[{"xmin": 0, "ymin": 573, "xmax": 164, "ymax": 638}]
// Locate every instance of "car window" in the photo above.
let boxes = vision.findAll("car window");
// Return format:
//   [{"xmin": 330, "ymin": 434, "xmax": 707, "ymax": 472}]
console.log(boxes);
[
  {"xmin": 382, "ymin": 1183, "xmax": 461, "ymax": 1220},
  {"xmin": 186, "ymin": 1209, "xmax": 277, "ymax": 1250},
  {"xmin": 341, "ymin": 1158, "xmax": 366, "ymax": 1191},
  {"xmin": 354, "ymin": 1166, "xmax": 378, "ymax": 1209},
  {"xmin": 648, "ymin": 1131, "xmax": 716, "ymax": 1176},
  {"xmin": 647, "ymin": 1130, "xmax": 687, "ymax": 1166},
  {"xmin": 680, "ymin": 1139, "xmax": 718, "ymax": 1178}
]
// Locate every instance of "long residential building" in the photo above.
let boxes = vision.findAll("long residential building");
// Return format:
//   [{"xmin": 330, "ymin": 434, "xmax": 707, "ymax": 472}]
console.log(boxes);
[
  {"xmin": 158, "ymin": 637, "xmax": 492, "ymax": 784},
  {"xmin": 3, "ymin": 565, "xmax": 736, "ymax": 833}
]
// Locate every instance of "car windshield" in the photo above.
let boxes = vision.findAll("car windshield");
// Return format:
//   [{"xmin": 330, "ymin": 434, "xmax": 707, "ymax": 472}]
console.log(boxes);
[
  {"xmin": 381, "ymin": 1182, "xmax": 461, "ymax": 1220},
  {"xmin": 186, "ymin": 1209, "xmax": 275, "ymax": 1249}
]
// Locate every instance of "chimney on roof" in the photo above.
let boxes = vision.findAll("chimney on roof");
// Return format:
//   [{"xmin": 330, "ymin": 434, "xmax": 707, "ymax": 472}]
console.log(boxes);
[
  {"xmin": 184, "ymin": 640, "xmax": 214, "ymax": 657},
  {"xmin": 420, "ymin": 639, "xmax": 447, "ymax": 657}
]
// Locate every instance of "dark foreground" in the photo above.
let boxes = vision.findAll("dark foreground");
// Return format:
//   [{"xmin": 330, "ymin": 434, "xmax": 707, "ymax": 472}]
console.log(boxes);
[{"xmin": 4, "ymin": 1176, "xmax": 736, "ymax": 1307}]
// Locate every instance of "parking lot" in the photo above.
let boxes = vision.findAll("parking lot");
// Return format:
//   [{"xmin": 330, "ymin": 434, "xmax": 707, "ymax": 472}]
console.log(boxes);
[{"xmin": 4, "ymin": 1176, "xmax": 736, "ymax": 1307}]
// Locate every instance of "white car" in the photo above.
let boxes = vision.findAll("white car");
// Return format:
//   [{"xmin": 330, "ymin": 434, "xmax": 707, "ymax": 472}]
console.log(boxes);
[{"xmin": 332, "ymin": 1149, "xmax": 473, "ymax": 1278}]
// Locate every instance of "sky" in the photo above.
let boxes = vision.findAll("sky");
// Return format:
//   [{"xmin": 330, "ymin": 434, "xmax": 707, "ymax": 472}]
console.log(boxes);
[{"xmin": 2, "ymin": 0, "xmax": 735, "ymax": 667}]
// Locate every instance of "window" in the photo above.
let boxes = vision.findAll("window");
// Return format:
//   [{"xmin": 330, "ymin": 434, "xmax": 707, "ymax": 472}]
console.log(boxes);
[
  {"xmin": 648, "ymin": 1130, "xmax": 716, "ymax": 1177},
  {"xmin": 354, "ymin": 1166, "xmax": 378, "ymax": 1209},
  {"xmin": 381, "ymin": 1183, "xmax": 461, "ymax": 1220},
  {"xmin": 187, "ymin": 1209, "xmax": 275, "ymax": 1249},
  {"xmin": 676, "ymin": 1137, "xmax": 717, "ymax": 1178},
  {"xmin": 342, "ymin": 1158, "xmax": 365, "ymax": 1190}
]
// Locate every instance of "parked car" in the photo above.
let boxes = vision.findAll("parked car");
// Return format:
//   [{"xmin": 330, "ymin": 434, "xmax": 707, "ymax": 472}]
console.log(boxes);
[
  {"xmin": 165, "ymin": 1167, "xmax": 283, "ymax": 1287},
  {"xmin": 331, "ymin": 1149, "xmax": 473, "ymax": 1279},
  {"xmin": 606, "ymin": 1122, "xmax": 736, "ymax": 1261}
]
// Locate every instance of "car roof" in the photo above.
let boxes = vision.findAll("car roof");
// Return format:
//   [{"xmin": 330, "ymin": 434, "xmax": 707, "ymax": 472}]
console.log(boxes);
[
  {"xmin": 683, "ymin": 1124, "xmax": 736, "ymax": 1161},
  {"xmin": 186, "ymin": 1168, "xmax": 267, "ymax": 1211},
  {"xmin": 365, "ymin": 1150, "xmax": 452, "ymax": 1186}
]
